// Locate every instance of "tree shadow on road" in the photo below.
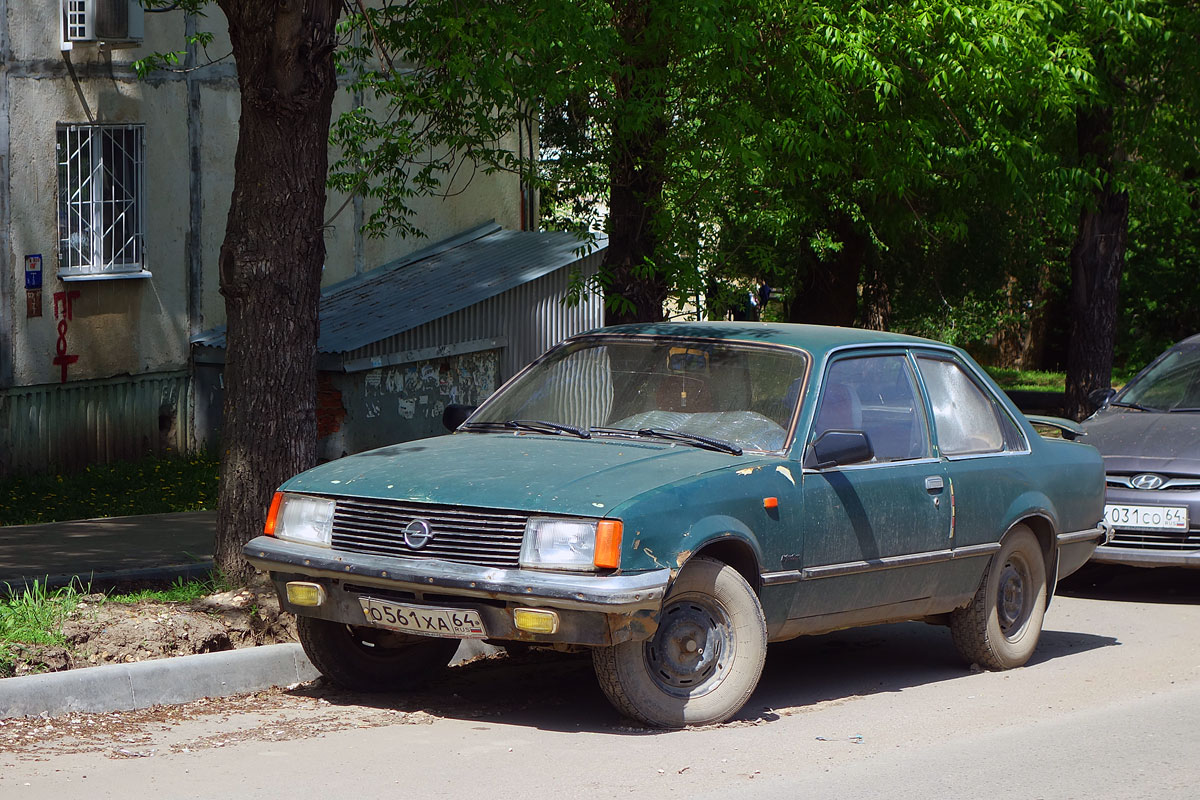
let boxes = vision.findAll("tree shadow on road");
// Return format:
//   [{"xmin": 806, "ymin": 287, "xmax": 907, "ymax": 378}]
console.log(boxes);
[
  {"xmin": 1057, "ymin": 564, "xmax": 1200, "ymax": 605},
  {"xmin": 285, "ymin": 616, "xmax": 1117, "ymax": 735}
]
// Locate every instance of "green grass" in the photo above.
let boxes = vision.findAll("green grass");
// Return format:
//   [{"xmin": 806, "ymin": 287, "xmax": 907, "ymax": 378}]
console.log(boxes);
[
  {"xmin": 0, "ymin": 580, "xmax": 77, "ymax": 647},
  {"xmin": 0, "ymin": 580, "xmax": 81, "ymax": 675},
  {"xmin": 0, "ymin": 453, "xmax": 219, "ymax": 526},
  {"xmin": 984, "ymin": 367, "xmax": 1067, "ymax": 393},
  {"xmin": 108, "ymin": 573, "xmax": 233, "ymax": 605},
  {"xmin": 983, "ymin": 367, "xmax": 1138, "ymax": 394}
]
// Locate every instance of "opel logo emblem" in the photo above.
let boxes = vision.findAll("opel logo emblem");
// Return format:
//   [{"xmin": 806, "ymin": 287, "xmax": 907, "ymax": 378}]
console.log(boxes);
[
  {"xmin": 403, "ymin": 519, "xmax": 434, "ymax": 549},
  {"xmin": 1131, "ymin": 473, "xmax": 1164, "ymax": 491}
]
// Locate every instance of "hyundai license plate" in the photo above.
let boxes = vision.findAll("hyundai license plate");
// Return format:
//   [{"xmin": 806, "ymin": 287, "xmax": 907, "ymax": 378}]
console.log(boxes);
[
  {"xmin": 358, "ymin": 597, "xmax": 487, "ymax": 639},
  {"xmin": 1104, "ymin": 504, "xmax": 1189, "ymax": 532}
]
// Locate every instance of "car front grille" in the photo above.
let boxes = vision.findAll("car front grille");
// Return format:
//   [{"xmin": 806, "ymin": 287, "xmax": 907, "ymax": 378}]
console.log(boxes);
[
  {"xmin": 1105, "ymin": 474, "xmax": 1200, "ymax": 491},
  {"xmin": 1109, "ymin": 529, "xmax": 1200, "ymax": 551},
  {"xmin": 330, "ymin": 497, "xmax": 530, "ymax": 568}
]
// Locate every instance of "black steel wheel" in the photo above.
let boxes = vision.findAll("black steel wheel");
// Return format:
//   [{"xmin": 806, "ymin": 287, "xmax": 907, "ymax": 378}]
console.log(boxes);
[
  {"xmin": 950, "ymin": 526, "xmax": 1048, "ymax": 670},
  {"xmin": 592, "ymin": 557, "xmax": 766, "ymax": 728},
  {"xmin": 297, "ymin": 615, "xmax": 460, "ymax": 692}
]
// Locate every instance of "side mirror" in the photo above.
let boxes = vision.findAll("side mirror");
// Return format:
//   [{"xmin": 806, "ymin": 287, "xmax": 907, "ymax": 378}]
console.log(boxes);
[
  {"xmin": 805, "ymin": 429, "xmax": 874, "ymax": 469},
  {"xmin": 442, "ymin": 404, "xmax": 478, "ymax": 432},
  {"xmin": 1087, "ymin": 387, "xmax": 1117, "ymax": 410}
]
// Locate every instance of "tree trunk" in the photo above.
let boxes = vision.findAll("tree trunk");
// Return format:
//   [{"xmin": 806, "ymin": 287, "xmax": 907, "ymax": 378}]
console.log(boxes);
[
  {"xmin": 1065, "ymin": 106, "xmax": 1128, "ymax": 420},
  {"xmin": 213, "ymin": 0, "xmax": 342, "ymax": 582},
  {"xmin": 602, "ymin": 0, "xmax": 669, "ymax": 326},
  {"xmin": 861, "ymin": 259, "xmax": 891, "ymax": 331},
  {"xmin": 787, "ymin": 216, "xmax": 864, "ymax": 327}
]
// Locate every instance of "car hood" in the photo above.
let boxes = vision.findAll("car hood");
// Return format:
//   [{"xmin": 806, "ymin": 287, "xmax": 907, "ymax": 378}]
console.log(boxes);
[
  {"xmin": 1081, "ymin": 408, "xmax": 1200, "ymax": 474},
  {"xmin": 281, "ymin": 432, "xmax": 751, "ymax": 516}
]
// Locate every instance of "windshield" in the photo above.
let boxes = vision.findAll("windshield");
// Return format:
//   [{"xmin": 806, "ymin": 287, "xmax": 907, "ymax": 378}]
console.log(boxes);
[
  {"xmin": 469, "ymin": 337, "xmax": 809, "ymax": 452},
  {"xmin": 1119, "ymin": 343, "xmax": 1200, "ymax": 411}
]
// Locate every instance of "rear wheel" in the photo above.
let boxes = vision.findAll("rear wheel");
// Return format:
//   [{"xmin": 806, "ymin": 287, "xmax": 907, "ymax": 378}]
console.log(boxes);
[
  {"xmin": 297, "ymin": 615, "xmax": 460, "ymax": 691},
  {"xmin": 950, "ymin": 526, "xmax": 1047, "ymax": 670},
  {"xmin": 592, "ymin": 557, "xmax": 766, "ymax": 728}
]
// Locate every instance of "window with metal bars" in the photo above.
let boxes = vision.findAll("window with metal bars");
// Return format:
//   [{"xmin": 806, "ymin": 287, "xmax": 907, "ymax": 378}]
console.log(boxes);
[
  {"xmin": 63, "ymin": 0, "xmax": 89, "ymax": 41},
  {"xmin": 56, "ymin": 123, "xmax": 148, "ymax": 279}
]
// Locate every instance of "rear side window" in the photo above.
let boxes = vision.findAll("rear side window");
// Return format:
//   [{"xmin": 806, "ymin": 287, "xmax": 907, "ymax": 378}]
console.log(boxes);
[{"xmin": 916, "ymin": 356, "xmax": 1020, "ymax": 455}]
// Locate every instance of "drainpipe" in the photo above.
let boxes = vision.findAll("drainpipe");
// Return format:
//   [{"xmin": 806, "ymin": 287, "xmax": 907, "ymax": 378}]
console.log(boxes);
[{"xmin": 0, "ymin": 0, "xmax": 12, "ymax": 388}]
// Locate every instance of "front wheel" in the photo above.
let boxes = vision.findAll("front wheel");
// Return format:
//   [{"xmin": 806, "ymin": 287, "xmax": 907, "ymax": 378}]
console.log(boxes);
[
  {"xmin": 950, "ymin": 526, "xmax": 1047, "ymax": 670},
  {"xmin": 592, "ymin": 557, "xmax": 767, "ymax": 728},
  {"xmin": 297, "ymin": 615, "xmax": 460, "ymax": 692}
]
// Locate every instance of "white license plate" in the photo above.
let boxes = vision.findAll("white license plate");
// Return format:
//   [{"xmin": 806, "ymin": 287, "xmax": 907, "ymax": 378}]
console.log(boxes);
[
  {"xmin": 1104, "ymin": 504, "xmax": 1189, "ymax": 532},
  {"xmin": 358, "ymin": 597, "xmax": 487, "ymax": 639}
]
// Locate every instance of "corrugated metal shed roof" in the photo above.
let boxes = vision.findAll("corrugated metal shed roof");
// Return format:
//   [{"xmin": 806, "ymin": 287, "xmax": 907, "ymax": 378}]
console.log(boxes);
[{"xmin": 191, "ymin": 224, "xmax": 604, "ymax": 354}]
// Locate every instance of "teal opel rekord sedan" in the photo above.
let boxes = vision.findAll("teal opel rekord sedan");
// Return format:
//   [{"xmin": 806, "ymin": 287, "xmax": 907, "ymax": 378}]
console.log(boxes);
[{"xmin": 245, "ymin": 323, "xmax": 1108, "ymax": 727}]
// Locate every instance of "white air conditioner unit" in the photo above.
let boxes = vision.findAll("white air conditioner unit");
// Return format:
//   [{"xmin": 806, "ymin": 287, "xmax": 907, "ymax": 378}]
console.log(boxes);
[{"xmin": 61, "ymin": 0, "xmax": 145, "ymax": 46}]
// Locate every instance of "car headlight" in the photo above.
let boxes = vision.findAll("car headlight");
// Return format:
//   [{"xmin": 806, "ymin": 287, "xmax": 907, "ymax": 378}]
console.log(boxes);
[
  {"xmin": 268, "ymin": 493, "xmax": 335, "ymax": 547},
  {"xmin": 520, "ymin": 517, "xmax": 623, "ymax": 571}
]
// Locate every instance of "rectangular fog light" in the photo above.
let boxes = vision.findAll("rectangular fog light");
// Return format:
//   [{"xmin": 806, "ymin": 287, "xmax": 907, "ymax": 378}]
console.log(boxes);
[
  {"xmin": 513, "ymin": 608, "xmax": 559, "ymax": 635},
  {"xmin": 285, "ymin": 582, "xmax": 326, "ymax": 607}
]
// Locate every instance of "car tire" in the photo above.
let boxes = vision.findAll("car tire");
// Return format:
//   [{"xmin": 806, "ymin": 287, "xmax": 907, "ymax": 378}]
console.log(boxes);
[
  {"xmin": 950, "ymin": 526, "xmax": 1047, "ymax": 670},
  {"xmin": 592, "ymin": 556, "xmax": 767, "ymax": 728},
  {"xmin": 296, "ymin": 615, "xmax": 460, "ymax": 692}
]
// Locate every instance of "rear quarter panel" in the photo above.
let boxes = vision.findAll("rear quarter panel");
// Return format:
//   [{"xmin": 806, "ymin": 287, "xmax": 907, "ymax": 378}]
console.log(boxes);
[{"xmin": 950, "ymin": 437, "xmax": 1104, "ymax": 550}]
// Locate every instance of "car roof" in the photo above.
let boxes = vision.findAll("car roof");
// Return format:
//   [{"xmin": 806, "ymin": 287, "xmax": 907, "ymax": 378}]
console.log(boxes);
[{"xmin": 577, "ymin": 321, "xmax": 944, "ymax": 359}]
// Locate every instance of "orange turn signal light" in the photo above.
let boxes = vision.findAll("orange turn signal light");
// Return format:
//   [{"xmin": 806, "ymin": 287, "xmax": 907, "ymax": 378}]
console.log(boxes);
[
  {"xmin": 263, "ymin": 492, "xmax": 284, "ymax": 536},
  {"xmin": 594, "ymin": 520, "xmax": 624, "ymax": 569},
  {"xmin": 763, "ymin": 497, "xmax": 779, "ymax": 509}
]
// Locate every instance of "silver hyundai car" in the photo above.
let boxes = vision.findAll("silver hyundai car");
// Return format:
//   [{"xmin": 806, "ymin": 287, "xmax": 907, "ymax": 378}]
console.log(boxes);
[{"xmin": 1083, "ymin": 334, "xmax": 1200, "ymax": 568}]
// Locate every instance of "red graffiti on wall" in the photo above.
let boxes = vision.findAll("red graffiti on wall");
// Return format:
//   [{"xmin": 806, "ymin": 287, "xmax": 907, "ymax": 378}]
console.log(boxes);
[{"xmin": 52, "ymin": 290, "xmax": 81, "ymax": 383}]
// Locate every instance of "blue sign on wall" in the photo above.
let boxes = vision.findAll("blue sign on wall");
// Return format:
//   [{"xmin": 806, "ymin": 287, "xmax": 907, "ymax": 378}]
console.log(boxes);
[{"xmin": 25, "ymin": 254, "xmax": 43, "ymax": 289}]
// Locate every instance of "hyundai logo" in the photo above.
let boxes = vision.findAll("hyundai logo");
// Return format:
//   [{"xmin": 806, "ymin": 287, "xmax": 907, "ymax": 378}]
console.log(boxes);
[
  {"xmin": 1130, "ymin": 473, "xmax": 1165, "ymax": 491},
  {"xmin": 403, "ymin": 519, "xmax": 434, "ymax": 549}
]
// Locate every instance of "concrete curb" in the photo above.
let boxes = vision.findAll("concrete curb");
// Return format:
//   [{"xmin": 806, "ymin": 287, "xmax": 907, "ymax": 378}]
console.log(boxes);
[
  {"xmin": 0, "ymin": 643, "xmax": 320, "ymax": 718},
  {"xmin": 0, "ymin": 639, "xmax": 502, "ymax": 719}
]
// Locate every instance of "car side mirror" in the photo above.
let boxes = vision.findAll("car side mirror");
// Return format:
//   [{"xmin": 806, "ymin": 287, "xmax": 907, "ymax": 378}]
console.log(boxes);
[
  {"xmin": 1087, "ymin": 387, "xmax": 1117, "ymax": 410},
  {"xmin": 442, "ymin": 404, "xmax": 478, "ymax": 432},
  {"xmin": 805, "ymin": 429, "xmax": 874, "ymax": 469}
]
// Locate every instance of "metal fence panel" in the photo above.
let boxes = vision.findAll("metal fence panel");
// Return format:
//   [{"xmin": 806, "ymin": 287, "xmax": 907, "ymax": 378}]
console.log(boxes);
[{"xmin": 0, "ymin": 371, "xmax": 191, "ymax": 475}]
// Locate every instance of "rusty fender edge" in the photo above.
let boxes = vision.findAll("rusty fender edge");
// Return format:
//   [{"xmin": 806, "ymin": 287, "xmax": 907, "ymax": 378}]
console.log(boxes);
[{"xmin": 243, "ymin": 536, "xmax": 671, "ymax": 613}]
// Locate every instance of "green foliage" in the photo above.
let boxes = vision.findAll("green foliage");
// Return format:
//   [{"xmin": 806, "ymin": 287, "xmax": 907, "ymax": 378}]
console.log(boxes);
[
  {"xmin": 145, "ymin": 0, "xmax": 1198, "ymax": 372},
  {"xmin": 131, "ymin": 1, "xmax": 217, "ymax": 79},
  {"xmin": 0, "ymin": 454, "xmax": 219, "ymax": 526},
  {"xmin": 1120, "ymin": 193, "xmax": 1200, "ymax": 366},
  {"xmin": 330, "ymin": 0, "xmax": 571, "ymax": 239}
]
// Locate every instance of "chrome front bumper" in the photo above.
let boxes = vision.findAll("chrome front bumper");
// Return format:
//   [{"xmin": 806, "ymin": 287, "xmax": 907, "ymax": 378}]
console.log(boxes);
[
  {"xmin": 1090, "ymin": 543, "xmax": 1200, "ymax": 568},
  {"xmin": 243, "ymin": 535, "xmax": 671, "ymax": 612}
]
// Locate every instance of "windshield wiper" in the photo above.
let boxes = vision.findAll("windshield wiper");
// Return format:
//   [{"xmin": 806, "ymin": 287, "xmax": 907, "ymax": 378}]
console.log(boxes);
[
  {"xmin": 1111, "ymin": 401, "xmax": 1159, "ymax": 412},
  {"xmin": 504, "ymin": 419, "xmax": 591, "ymax": 439},
  {"xmin": 634, "ymin": 427, "xmax": 743, "ymax": 455},
  {"xmin": 1167, "ymin": 407, "xmax": 1200, "ymax": 413}
]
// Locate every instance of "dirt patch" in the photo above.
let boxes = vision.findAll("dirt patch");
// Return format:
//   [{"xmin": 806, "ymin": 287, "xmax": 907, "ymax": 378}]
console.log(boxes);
[
  {"xmin": 0, "ymin": 650, "xmax": 611, "ymax": 758},
  {"xmin": 2, "ymin": 576, "xmax": 296, "ymax": 678}
]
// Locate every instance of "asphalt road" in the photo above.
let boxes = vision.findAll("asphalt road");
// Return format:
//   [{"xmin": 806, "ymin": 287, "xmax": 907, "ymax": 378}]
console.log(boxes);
[{"xmin": 3, "ymin": 566, "xmax": 1198, "ymax": 799}]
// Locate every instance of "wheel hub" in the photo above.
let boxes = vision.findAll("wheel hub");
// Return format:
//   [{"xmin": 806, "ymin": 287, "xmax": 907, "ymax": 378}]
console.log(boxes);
[
  {"xmin": 645, "ymin": 598, "xmax": 733, "ymax": 694},
  {"xmin": 997, "ymin": 562, "xmax": 1027, "ymax": 633}
]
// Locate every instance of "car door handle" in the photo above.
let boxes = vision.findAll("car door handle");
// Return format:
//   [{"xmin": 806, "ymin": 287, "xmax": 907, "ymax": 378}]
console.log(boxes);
[{"xmin": 925, "ymin": 476, "xmax": 944, "ymax": 493}]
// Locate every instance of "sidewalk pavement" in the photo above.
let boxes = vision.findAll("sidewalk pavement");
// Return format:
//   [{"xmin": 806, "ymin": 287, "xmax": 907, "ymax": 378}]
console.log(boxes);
[
  {"xmin": 0, "ymin": 511, "xmax": 217, "ymax": 595},
  {"xmin": 0, "ymin": 512, "xmax": 495, "ymax": 718}
]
